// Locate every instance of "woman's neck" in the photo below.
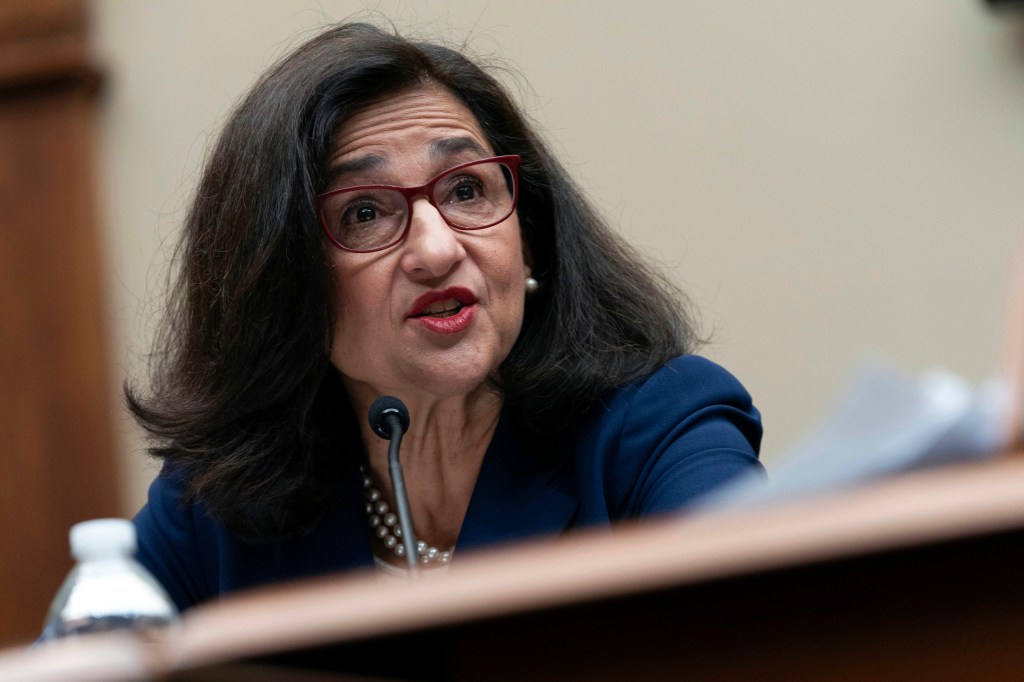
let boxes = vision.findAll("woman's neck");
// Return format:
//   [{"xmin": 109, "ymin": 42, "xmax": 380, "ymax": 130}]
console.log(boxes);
[{"xmin": 347, "ymin": 382, "xmax": 504, "ymax": 554}]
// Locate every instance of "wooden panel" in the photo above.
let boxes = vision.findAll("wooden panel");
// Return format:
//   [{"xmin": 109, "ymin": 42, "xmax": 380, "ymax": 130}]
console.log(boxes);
[
  {"xmin": 0, "ymin": 0, "xmax": 83, "ymax": 40},
  {"xmin": 0, "ymin": 0, "xmax": 119, "ymax": 646}
]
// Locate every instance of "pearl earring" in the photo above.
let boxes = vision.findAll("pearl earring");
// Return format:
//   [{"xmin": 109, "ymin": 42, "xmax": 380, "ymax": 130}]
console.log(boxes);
[{"xmin": 525, "ymin": 276, "xmax": 539, "ymax": 294}]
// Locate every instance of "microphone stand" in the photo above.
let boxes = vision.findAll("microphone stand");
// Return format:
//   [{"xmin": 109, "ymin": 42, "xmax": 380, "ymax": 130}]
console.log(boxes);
[{"xmin": 383, "ymin": 413, "xmax": 420, "ymax": 576}]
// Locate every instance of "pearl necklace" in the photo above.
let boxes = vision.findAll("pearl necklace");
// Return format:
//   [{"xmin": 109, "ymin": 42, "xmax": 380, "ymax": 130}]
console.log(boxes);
[{"xmin": 359, "ymin": 465, "xmax": 453, "ymax": 566}]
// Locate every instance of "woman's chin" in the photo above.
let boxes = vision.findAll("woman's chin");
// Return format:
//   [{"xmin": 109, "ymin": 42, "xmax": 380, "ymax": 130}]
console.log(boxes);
[
  {"xmin": 401, "ymin": 367, "xmax": 497, "ymax": 401},
  {"xmin": 395, "ymin": 344, "xmax": 505, "ymax": 396},
  {"xmin": 339, "ymin": 359, "xmax": 498, "ymax": 405}
]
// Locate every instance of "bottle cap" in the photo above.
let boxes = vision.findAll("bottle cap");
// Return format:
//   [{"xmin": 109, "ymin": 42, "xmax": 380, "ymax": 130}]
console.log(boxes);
[{"xmin": 69, "ymin": 518, "xmax": 137, "ymax": 560}]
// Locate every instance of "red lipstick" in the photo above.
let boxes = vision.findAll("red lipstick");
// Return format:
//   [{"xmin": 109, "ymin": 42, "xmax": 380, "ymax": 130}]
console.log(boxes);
[{"xmin": 407, "ymin": 286, "xmax": 478, "ymax": 334}]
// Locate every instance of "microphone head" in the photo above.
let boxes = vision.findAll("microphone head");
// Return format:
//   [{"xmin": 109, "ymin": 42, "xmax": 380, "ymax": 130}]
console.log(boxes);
[{"xmin": 368, "ymin": 396, "xmax": 411, "ymax": 440}]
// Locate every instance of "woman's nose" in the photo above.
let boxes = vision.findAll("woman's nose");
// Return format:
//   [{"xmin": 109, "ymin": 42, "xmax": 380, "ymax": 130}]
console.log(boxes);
[{"xmin": 399, "ymin": 197, "xmax": 466, "ymax": 279}]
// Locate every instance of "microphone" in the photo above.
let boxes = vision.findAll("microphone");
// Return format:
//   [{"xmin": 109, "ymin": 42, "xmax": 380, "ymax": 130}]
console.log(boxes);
[
  {"xmin": 369, "ymin": 395, "xmax": 410, "ymax": 440},
  {"xmin": 367, "ymin": 396, "xmax": 418, "ymax": 574}
]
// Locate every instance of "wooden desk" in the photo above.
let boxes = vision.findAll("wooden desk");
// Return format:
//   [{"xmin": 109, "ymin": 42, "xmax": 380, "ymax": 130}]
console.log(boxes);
[
  {"xmin": 4, "ymin": 458, "xmax": 1024, "ymax": 680},
  {"xmin": 165, "ymin": 457, "xmax": 1024, "ymax": 680}
]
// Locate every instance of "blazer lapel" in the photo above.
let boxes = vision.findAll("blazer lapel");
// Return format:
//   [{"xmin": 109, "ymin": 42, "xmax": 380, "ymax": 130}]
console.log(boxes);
[{"xmin": 457, "ymin": 412, "xmax": 578, "ymax": 551}]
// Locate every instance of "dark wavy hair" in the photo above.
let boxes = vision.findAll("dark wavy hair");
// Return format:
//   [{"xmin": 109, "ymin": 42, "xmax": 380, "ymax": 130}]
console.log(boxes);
[{"xmin": 128, "ymin": 23, "xmax": 699, "ymax": 543}]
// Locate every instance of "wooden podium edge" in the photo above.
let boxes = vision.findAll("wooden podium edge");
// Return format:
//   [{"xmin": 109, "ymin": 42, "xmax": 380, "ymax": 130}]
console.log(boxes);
[{"xmin": 160, "ymin": 457, "xmax": 1024, "ymax": 674}]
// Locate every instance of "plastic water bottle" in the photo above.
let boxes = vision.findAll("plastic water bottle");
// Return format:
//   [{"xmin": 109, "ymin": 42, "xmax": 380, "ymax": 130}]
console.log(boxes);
[{"xmin": 40, "ymin": 518, "xmax": 179, "ymax": 640}]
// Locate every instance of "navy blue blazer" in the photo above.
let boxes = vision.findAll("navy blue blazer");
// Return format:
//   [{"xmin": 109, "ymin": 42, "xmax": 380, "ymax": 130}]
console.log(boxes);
[{"xmin": 134, "ymin": 355, "xmax": 763, "ymax": 611}]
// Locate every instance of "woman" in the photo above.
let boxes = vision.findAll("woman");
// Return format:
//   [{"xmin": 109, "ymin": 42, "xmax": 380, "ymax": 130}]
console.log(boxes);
[{"xmin": 130, "ymin": 23, "xmax": 763, "ymax": 609}]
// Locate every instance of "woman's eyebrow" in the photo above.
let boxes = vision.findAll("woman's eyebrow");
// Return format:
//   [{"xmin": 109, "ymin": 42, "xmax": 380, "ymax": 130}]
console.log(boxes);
[
  {"xmin": 325, "ymin": 137, "xmax": 488, "ymax": 187},
  {"xmin": 429, "ymin": 137, "xmax": 489, "ymax": 159},
  {"xmin": 325, "ymin": 154, "xmax": 387, "ymax": 185}
]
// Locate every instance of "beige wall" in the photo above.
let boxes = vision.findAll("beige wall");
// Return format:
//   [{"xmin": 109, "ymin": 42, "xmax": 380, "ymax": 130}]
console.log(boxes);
[{"xmin": 89, "ymin": 1, "xmax": 1024, "ymax": 513}]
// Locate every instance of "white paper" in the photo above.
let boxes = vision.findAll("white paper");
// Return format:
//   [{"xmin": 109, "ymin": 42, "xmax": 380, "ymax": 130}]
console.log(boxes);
[{"xmin": 700, "ymin": 361, "xmax": 1010, "ymax": 509}]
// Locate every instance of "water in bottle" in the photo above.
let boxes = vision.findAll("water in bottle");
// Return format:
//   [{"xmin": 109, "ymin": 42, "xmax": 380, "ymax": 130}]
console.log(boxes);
[{"xmin": 40, "ymin": 518, "xmax": 179, "ymax": 640}]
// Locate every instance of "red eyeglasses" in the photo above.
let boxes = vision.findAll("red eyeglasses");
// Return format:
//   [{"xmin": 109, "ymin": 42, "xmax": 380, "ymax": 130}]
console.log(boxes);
[{"xmin": 315, "ymin": 155, "xmax": 521, "ymax": 253}]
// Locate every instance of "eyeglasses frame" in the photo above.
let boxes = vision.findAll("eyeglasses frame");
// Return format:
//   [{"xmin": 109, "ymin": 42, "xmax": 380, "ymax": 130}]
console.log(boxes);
[{"xmin": 315, "ymin": 154, "xmax": 522, "ymax": 253}]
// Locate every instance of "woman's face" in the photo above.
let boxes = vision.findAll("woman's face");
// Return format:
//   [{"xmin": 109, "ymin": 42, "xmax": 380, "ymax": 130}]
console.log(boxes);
[{"xmin": 324, "ymin": 87, "xmax": 529, "ymax": 403}]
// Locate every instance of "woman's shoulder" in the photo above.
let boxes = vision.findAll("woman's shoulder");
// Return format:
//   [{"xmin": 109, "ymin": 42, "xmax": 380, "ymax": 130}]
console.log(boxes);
[
  {"xmin": 133, "ymin": 467, "xmax": 280, "ymax": 609},
  {"xmin": 603, "ymin": 354, "xmax": 756, "ymax": 415},
  {"xmin": 571, "ymin": 354, "xmax": 763, "ymax": 517}
]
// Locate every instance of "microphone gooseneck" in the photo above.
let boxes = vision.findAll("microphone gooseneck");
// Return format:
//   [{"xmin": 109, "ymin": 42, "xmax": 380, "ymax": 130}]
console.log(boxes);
[{"xmin": 366, "ymin": 396, "xmax": 418, "ymax": 575}]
